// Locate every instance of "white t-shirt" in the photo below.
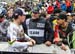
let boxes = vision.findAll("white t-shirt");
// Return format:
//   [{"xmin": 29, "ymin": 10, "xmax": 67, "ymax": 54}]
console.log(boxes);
[
  {"xmin": 7, "ymin": 22, "xmax": 31, "ymax": 51},
  {"xmin": 7, "ymin": 22, "xmax": 31, "ymax": 41}
]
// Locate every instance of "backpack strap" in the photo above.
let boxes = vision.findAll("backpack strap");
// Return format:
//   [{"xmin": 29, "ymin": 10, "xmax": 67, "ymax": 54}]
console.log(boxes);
[{"xmin": 26, "ymin": 18, "xmax": 31, "ymax": 29}]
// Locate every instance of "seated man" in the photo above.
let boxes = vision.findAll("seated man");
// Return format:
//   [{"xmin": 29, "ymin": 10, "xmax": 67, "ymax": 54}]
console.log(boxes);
[
  {"xmin": 7, "ymin": 8, "xmax": 36, "ymax": 52},
  {"xmin": 54, "ymin": 14, "xmax": 72, "ymax": 53}
]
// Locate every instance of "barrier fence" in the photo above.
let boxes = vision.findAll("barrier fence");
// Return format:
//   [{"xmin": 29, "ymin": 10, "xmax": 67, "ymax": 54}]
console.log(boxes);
[{"xmin": 0, "ymin": 42, "xmax": 74, "ymax": 54}]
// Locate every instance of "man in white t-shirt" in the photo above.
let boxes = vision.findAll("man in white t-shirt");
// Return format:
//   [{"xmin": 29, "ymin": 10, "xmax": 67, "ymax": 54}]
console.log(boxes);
[{"xmin": 7, "ymin": 8, "xmax": 36, "ymax": 52}]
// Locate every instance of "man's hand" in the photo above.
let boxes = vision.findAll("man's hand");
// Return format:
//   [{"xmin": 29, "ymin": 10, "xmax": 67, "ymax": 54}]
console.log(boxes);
[
  {"xmin": 60, "ymin": 43, "xmax": 67, "ymax": 51},
  {"xmin": 45, "ymin": 41, "xmax": 52, "ymax": 46},
  {"xmin": 53, "ymin": 38, "xmax": 62, "ymax": 43},
  {"xmin": 30, "ymin": 39, "xmax": 36, "ymax": 45},
  {"xmin": 28, "ymin": 41, "xmax": 34, "ymax": 46}
]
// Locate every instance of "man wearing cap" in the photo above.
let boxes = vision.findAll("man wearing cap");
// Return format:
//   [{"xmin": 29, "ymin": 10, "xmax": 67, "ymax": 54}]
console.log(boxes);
[
  {"xmin": 54, "ymin": 14, "xmax": 72, "ymax": 54},
  {"xmin": 22, "ymin": 7, "xmax": 54, "ymax": 52},
  {"xmin": 66, "ymin": 13, "xmax": 73, "ymax": 23},
  {"xmin": 7, "ymin": 8, "xmax": 36, "ymax": 52}
]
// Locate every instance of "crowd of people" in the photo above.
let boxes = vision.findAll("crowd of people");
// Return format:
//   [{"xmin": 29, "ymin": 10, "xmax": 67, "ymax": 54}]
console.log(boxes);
[{"xmin": 0, "ymin": 0, "xmax": 75, "ymax": 53}]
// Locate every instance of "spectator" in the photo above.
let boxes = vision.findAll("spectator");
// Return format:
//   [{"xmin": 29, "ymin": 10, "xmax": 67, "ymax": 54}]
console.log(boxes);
[
  {"xmin": 7, "ymin": 8, "xmax": 36, "ymax": 52},
  {"xmin": 53, "ymin": 0, "xmax": 61, "ymax": 9},
  {"xmin": 23, "ymin": 7, "xmax": 53, "ymax": 45},
  {"xmin": 72, "ymin": 0, "xmax": 75, "ymax": 12},
  {"xmin": 66, "ymin": 13, "xmax": 73, "ymax": 23},
  {"xmin": 71, "ymin": 13, "xmax": 75, "ymax": 30},
  {"xmin": 53, "ymin": 8, "xmax": 61, "ymax": 16},
  {"xmin": 47, "ymin": 3, "xmax": 54, "ymax": 14},
  {"xmin": 0, "ymin": 8, "xmax": 9, "ymax": 41},
  {"xmin": 65, "ymin": 0, "xmax": 72, "ymax": 12},
  {"xmin": 61, "ymin": 1, "xmax": 67, "ymax": 11},
  {"xmin": 6, "ymin": 8, "xmax": 14, "ymax": 21},
  {"xmin": 54, "ymin": 14, "xmax": 73, "ymax": 49}
]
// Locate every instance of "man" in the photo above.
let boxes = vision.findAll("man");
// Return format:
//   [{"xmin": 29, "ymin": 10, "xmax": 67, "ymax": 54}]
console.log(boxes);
[
  {"xmin": 54, "ymin": 14, "xmax": 72, "ymax": 54},
  {"xmin": 53, "ymin": 8, "xmax": 61, "ymax": 16},
  {"xmin": 23, "ymin": 7, "xmax": 53, "ymax": 53},
  {"xmin": 22, "ymin": 7, "xmax": 54, "ymax": 52},
  {"xmin": 71, "ymin": 13, "xmax": 75, "ymax": 48},
  {"xmin": 71, "ymin": 13, "xmax": 75, "ymax": 30},
  {"xmin": 7, "ymin": 8, "xmax": 36, "ymax": 52},
  {"xmin": 66, "ymin": 13, "xmax": 73, "ymax": 23}
]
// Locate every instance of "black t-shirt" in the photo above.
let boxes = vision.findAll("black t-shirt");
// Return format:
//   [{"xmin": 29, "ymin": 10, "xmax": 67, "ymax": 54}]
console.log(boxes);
[
  {"xmin": 22, "ymin": 18, "xmax": 54, "ymax": 44},
  {"xmin": 59, "ymin": 23, "xmax": 73, "ymax": 45}
]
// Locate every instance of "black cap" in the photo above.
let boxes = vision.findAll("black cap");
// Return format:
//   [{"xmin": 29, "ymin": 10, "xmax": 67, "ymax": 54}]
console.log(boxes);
[
  {"xmin": 13, "ymin": 8, "xmax": 26, "ymax": 17},
  {"xmin": 58, "ymin": 14, "xmax": 67, "ymax": 21},
  {"xmin": 32, "ymin": 7, "xmax": 39, "ymax": 13}
]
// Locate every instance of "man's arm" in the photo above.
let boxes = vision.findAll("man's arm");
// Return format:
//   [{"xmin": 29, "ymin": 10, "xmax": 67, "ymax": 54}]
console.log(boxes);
[
  {"xmin": 45, "ymin": 21, "xmax": 54, "ymax": 46},
  {"xmin": 24, "ymin": 33, "xmax": 36, "ymax": 45},
  {"xmin": 7, "ymin": 26, "xmax": 34, "ymax": 48},
  {"xmin": 22, "ymin": 21, "xmax": 27, "ymax": 34},
  {"xmin": 22, "ymin": 19, "xmax": 36, "ymax": 45}
]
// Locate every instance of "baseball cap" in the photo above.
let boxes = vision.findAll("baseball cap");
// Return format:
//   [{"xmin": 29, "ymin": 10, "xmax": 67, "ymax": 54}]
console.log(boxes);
[
  {"xmin": 0, "ymin": 7, "xmax": 6, "ymax": 18},
  {"xmin": 58, "ymin": 14, "xmax": 67, "ymax": 21},
  {"xmin": 32, "ymin": 7, "xmax": 39, "ymax": 14},
  {"xmin": 13, "ymin": 8, "xmax": 26, "ymax": 17},
  {"xmin": 66, "ymin": 13, "xmax": 71, "ymax": 16}
]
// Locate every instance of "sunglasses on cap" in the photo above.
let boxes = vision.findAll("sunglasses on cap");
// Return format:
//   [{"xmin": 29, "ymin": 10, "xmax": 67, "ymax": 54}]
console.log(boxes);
[{"xmin": 33, "ymin": 11, "xmax": 39, "ymax": 14}]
